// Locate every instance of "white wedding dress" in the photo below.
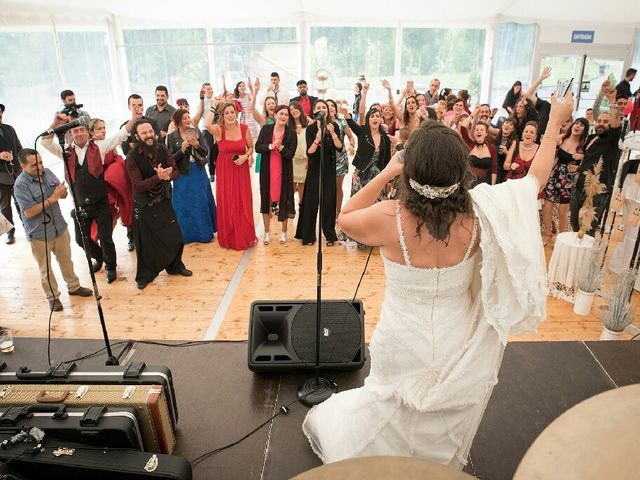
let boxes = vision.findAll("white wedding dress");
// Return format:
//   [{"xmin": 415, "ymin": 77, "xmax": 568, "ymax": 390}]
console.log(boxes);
[{"xmin": 303, "ymin": 175, "xmax": 547, "ymax": 468}]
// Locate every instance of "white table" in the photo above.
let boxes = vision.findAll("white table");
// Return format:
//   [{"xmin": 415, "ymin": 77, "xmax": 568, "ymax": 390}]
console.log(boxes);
[{"xmin": 547, "ymin": 232, "xmax": 596, "ymax": 302}]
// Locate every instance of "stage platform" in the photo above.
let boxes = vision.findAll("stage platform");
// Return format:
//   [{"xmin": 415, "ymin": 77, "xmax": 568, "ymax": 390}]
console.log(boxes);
[{"xmin": 1, "ymin": 338, "xmax": 638, "ymax": 479}]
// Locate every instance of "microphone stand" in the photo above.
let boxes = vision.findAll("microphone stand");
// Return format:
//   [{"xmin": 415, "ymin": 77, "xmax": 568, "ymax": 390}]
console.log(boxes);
[
  {"xmin": 55, "ymin": 131, "xmax": 119, "ymax": 366},
  {"xmin": 297, "ymin": 116, "xmax": 337, "ymax": 407}
]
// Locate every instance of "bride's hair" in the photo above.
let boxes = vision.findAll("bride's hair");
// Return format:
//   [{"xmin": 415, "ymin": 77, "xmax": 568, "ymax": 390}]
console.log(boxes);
[{"xmin": 400, "ymin": 120, "xmax": 475, "ymax": 242}]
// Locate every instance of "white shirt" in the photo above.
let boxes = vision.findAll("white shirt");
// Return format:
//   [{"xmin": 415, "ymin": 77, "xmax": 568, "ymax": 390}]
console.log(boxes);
[
  {"xmin": 266, "ymin": 87, "xmax": 290, "ymax": 106},
  {"xmin": 42, "ymin": 126, "xmax": 129, "ymax": 165},
  {"xmin": 199, "ymin": 95, "xmax": 215, "ymax": 129}
]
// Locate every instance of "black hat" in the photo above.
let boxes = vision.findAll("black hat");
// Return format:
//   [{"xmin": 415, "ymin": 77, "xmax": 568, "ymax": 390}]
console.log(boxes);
[{"xmin": 0, "ymin": 104, "xmax": 5, "ymax": 112}]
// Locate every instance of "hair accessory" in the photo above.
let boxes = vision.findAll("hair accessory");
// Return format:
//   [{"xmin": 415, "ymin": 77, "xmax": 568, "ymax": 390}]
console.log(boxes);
[{"xmin": 409, "ymin": 178, "xmax": 459, "ymax": 199}]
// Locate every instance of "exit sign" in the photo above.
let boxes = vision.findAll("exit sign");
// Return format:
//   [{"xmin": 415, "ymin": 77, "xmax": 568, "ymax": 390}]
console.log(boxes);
[{"xmin": 571, "ymin": 31, "xmax": 595, "ymax": 43}]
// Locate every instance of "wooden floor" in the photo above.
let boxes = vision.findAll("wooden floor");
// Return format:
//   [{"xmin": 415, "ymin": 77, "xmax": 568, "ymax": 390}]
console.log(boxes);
[{"xmin": 1, "ymin": 160, "xmax": 638, "ymax": 343}]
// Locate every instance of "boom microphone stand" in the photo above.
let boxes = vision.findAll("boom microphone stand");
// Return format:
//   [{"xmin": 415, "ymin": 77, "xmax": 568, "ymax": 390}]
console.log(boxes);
[
  {"xmin": 297, "ymin": 113, "xmax": 337, "ymax": 407},
  {"xmin": 55, "ymin": 131, "xmax": 119, "ymax": 366}
]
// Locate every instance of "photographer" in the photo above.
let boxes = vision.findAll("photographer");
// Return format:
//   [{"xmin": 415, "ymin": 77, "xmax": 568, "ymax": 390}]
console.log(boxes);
[
  {"xmin": 58, "ymin": 90, "xmax": 91, "ymax": 144},
  {"xmin": 59, "ymin": 89, "xmax": 90, "ymax": 121}
]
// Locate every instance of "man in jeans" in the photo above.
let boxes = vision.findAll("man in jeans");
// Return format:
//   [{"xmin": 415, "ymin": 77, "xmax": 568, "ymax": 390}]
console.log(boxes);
[{"xmin": 13, "ymin": 149, "xmax": 92, "ymax": 311}]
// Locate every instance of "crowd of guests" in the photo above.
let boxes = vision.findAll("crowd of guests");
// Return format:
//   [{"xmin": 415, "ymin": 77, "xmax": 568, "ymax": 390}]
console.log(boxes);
[{"xmin": 0, "ymin": 65, "xmax": 638, "ymax": 309}]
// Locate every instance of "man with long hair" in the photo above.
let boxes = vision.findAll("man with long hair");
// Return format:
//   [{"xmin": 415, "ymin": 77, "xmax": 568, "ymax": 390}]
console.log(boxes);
[{"xmin": 125, "ymin": 119, "xmax": 192, "ymax": 290}]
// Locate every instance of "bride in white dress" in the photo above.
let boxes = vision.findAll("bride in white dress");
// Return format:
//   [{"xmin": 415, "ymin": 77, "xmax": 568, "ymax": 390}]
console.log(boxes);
[{"xmin": 303, "ymin": 92, "xmax": 574, "ymax": 468}]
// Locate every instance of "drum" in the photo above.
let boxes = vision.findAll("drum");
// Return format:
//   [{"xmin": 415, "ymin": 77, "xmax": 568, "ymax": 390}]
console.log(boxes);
[
  {"xmin": 515, "ymin": 384, "xmax": 640, "ymax": 479},
  {"xmin": 292, "ymin": 456, "xmax": 474, "ymax": 480}
]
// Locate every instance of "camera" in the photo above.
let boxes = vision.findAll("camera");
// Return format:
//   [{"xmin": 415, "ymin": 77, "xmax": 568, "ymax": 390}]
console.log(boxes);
[{"xmin": 61, "ymin": 103, "xmax": 84, "ymax": 118}]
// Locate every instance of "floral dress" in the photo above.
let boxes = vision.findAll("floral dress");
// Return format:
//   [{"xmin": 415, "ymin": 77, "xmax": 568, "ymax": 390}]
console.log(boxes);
[{"xmin": 544, "ymin": 148, "xmax": 580, "ymax": 204}]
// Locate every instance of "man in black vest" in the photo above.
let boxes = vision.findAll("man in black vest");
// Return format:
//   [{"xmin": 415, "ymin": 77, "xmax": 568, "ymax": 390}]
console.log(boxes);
[
  {"xmin": 125, "ymin": 119, "xmax": 192, "ymax": 290},
  {"xmin": 120, "ymin": 94, "xmax": 160, "ymax": 251},
  {"xmin": 42, "ymin": 112, "xmax": 136, "ymax": 283},
  {"xmin": 0, "ymin": 104, "xmax": 22, "ymax": 245}
]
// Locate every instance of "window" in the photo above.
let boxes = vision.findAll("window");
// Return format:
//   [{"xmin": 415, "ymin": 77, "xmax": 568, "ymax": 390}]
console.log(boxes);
[
  {"xmin": 309, "ymin": 27, "xmax": 395, "ymax": 102},
  {"xmin": 123, "ymin": 28, "xmax": 209, "ymax": 105},
  {"xmin": 212, "ymin": 28, "xmax": 299, "ymax": 92},
  {"xmin": 0, "ymin": 31, "xmax": 62, "ymax": 145},
  {"xmin": 491, "ymin": 23, "xmax": 536, "ymax": 107},
  {"xmin": 57, "ymin": 31, "xmax": 115, "ymax": 126},
  {"xmin": 401, "ymin": 28, "xmax": 486, "ymax": 101}
]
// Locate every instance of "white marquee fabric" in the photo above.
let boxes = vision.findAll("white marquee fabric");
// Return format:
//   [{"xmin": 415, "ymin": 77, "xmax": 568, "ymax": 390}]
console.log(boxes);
[{"xmin": 1, "ymin": 0, "xmax": 639, "ymax": 27}]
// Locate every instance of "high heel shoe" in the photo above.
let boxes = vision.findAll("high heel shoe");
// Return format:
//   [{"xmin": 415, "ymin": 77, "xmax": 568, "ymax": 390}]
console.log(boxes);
[
  {"xmin": 279, "ymin": 232, "xmax": 287, "ymax": 244},
  {"xmin": 263, "ymin": 233, "xmax": 270, "ymax": 245}
]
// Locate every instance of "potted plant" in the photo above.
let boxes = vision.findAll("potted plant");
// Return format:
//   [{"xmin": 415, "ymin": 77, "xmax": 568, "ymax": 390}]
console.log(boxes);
[
  {"xmin": 600, "ymin": 270, "xmax": 636, "ymax": 340},
  {"xmin": 573, "ymin": 240, "xmax": 605, "ymax": 315}
]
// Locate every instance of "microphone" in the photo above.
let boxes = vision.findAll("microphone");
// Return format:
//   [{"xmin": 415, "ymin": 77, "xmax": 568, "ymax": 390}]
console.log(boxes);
[
  {"xmin": 313, "ymin": 111, "xmax": 326, "ymax": 121},
  {"xmin": 40, "ymin": 115, "xmax": 90, "ymax": 137}
]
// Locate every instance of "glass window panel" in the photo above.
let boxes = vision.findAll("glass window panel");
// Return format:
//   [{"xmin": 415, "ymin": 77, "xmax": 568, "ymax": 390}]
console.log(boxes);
[
  {"xmin": 124, "ymin": 29, "xmax": 209, "ymax": 105},
  {"xmin": 57, "ymin": 32, "xmax": 115, "ymax": 127},
  {"xmin": 212, "ymin": 28, "xmax": 300, "ymax": 93},
  {"xmin": 212, "ymin": 27, "xmax": 296, "ymax": 43},
  {"xmin": 580, "ymin": 57, "xmax": 625, "ymax": 112},
  {"xmin": 123, "ymin": 29, "xmax": 162, "ymax": 45},
  {"xmin": 0, "ymin": 31, "xmax": 62, "ymax": 145},
  {"xmin": 310, "ymin": 27, "xmax": 395, "ymax": 101},
  {"xmin": 401, "ymin": 28, "xmax": 486, "ymax": 102},
  {"xmin": 491, "ymin": 23, "xmax": 536, "ymax": 108},
  {"xmin": 537, "ymin": 55, "xmax": 626, "ymax": 114},
  {"xmin": 213, "ymin": 44, "xmax": 300, "ymax": 91},
  {"xmin": 123, "ymin": 28, "xmax": 206, "ymax": 45}
]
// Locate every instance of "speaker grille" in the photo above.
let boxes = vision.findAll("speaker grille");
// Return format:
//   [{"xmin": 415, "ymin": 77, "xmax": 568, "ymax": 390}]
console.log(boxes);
[{"xmin": 290, "ymin": 301, "xmax": 362, "ymax": 365}]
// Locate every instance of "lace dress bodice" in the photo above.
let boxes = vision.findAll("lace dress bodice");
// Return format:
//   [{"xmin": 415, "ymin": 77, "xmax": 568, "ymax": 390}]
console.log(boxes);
[
  {"xmin": 383, "ymin": 201, "xmax": 477, "ymax": 303},
  {"xmin": 371, "ymin": 203, "xmax": 479, "ymax": 395}
]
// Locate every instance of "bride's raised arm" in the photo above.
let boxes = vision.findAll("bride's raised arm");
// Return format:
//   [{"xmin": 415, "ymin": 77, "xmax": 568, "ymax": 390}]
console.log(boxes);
[{"xmin": 528, "ymin": 91, "xmax": 574, "ymax": 188}]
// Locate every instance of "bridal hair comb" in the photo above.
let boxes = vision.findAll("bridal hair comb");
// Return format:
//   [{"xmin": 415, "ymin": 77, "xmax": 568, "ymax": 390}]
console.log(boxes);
[{"xmin": 409, "ymin": 178, "xmax": 459, "ymax": 199}]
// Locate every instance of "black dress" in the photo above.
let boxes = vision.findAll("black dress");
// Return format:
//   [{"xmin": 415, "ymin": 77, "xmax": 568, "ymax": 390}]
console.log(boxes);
[
  {"xmin": 294, "ymin": 122, "xmax": 339, "ymax": 244},
  {"xmin": 255, "ymin": 124, "xmax": 297, "ymax": 221},
  {"xmin": 494, "ymin": 133, "xmax": 513, "ymax": 184}
]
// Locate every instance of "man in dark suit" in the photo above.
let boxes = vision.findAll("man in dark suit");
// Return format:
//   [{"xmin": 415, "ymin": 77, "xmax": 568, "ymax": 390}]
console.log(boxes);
[
  {"xmin": 0, "ymin": 104, "xmax": 22, "ymax": 245},
  {"xmin": 290, "ymin": 80, "xmax": 318, "ymax": 117}
]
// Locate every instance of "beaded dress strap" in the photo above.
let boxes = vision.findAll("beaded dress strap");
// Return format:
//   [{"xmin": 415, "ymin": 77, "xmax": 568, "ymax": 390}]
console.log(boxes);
[
  {"xmin": 395, "ymin": 201, "xmax": 412, "ymax": 267},
  {"xmin": 463, "ymin": 217, "xmax": 479, "ymax": 262}
]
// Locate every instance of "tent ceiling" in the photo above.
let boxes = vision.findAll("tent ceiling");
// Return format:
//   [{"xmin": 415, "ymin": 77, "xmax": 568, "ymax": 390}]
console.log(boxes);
[{"xmin": 2, "ymin": 0, "xmax": 639, "ymax": 27}]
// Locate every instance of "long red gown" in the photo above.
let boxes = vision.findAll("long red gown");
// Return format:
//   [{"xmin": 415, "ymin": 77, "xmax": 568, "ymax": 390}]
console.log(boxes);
[{"xmin": 216, "ymin": 123, "xmax": 257, "ymax": 250}]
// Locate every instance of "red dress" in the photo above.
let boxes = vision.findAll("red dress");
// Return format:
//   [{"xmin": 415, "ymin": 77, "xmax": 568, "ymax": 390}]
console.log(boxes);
[
  {"xmin": 215, "ymin": 123, "xmax": 257, "ymax": 250},
  {"xmin": 270, "ymin": 131, "xmax": 283, "ymax": 203},
  {"xmin": 506, "ymin": 143, "xmax": 537, "ymax": 181},
  {"xmin": 505, "ymin": 154, "xmax": 533, "ymax": 180}
]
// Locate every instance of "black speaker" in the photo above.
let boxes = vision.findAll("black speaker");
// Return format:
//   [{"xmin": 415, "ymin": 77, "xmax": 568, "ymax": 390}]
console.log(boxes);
[{"xmin": 248, "ymin": 300, "xmax": 366, "ymax": 373}]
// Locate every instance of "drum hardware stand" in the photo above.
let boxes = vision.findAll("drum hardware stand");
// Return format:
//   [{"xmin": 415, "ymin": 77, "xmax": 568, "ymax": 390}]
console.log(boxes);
[{"xmin": 54, "ymin": 131, "xmax": 119, "ymax": 366}]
